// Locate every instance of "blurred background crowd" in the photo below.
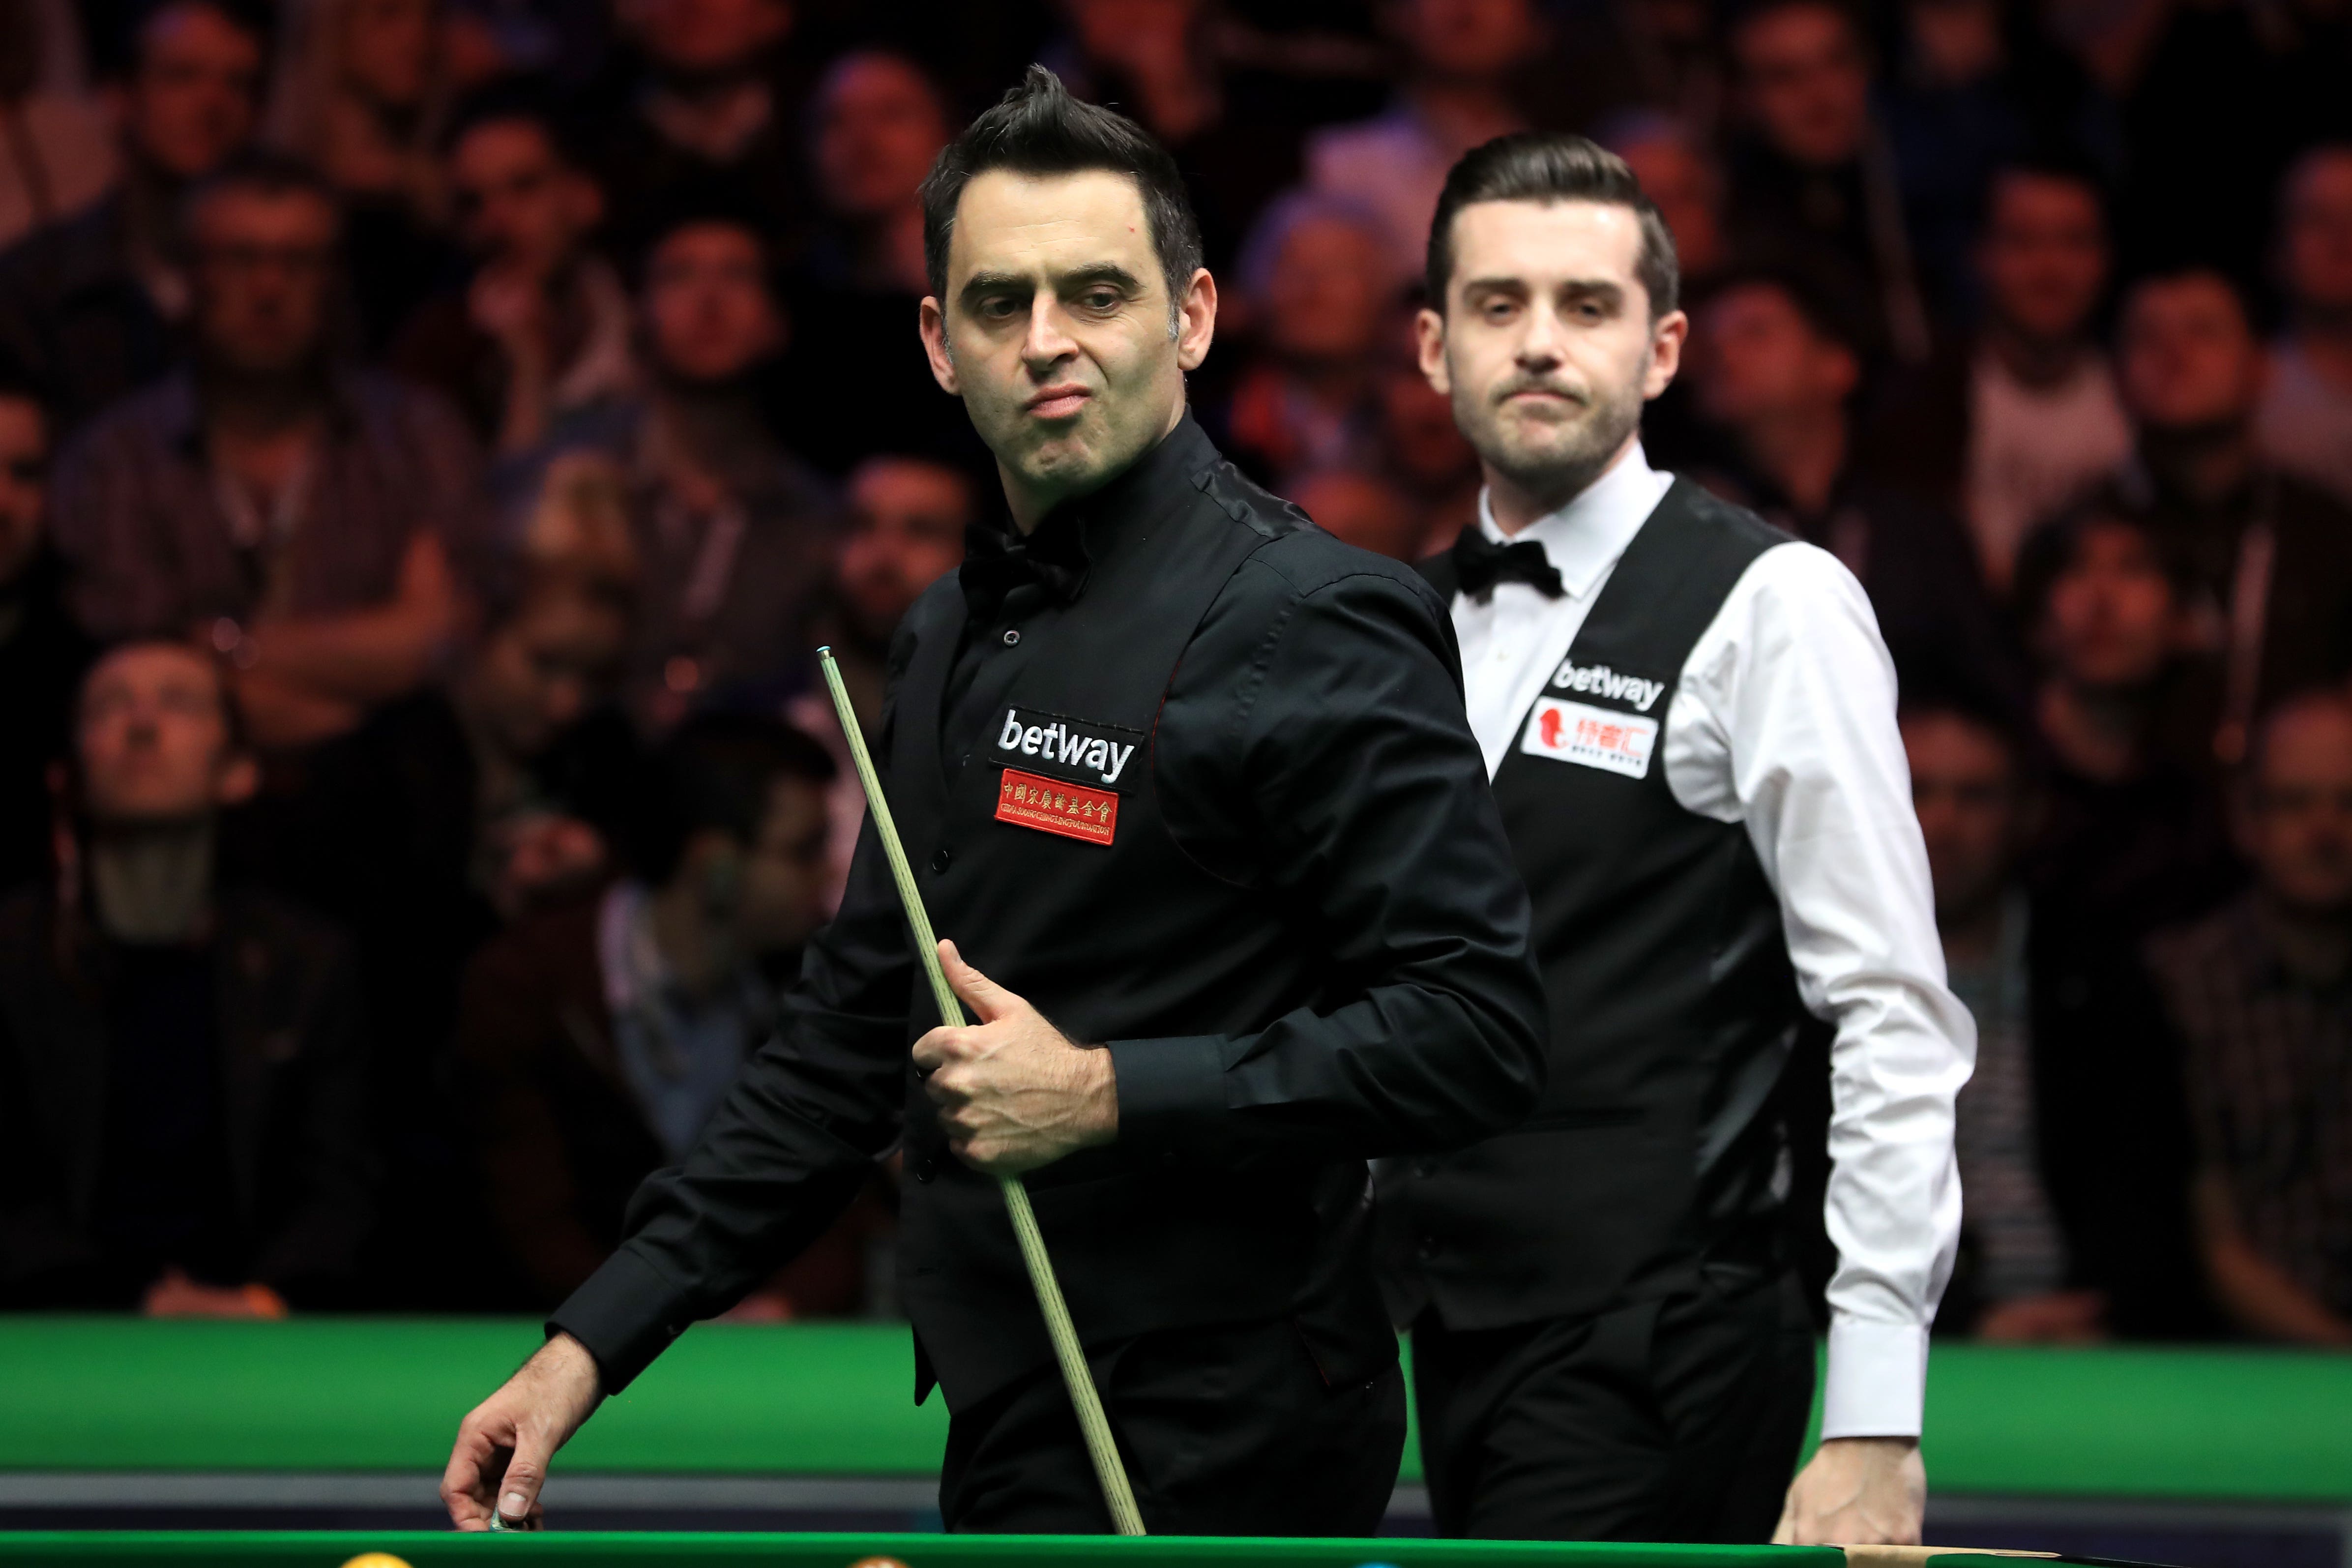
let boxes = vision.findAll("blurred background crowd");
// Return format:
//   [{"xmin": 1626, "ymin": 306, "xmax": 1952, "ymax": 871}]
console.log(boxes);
[{"xmin": 0, "ymin": 0, "xmax": 2345, "ymax": 1347}]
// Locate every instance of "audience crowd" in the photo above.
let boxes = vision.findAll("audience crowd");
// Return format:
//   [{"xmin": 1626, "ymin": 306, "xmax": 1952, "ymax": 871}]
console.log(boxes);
[{"xmin": 0, "ymin": 0, "xmax": 2347, "ymax": 1344}]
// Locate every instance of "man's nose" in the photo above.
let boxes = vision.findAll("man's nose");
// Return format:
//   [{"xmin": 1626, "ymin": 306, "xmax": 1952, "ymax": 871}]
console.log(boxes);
[
  {"xmin": 1515, "ymin": 303, "xmax": 1568, "ymax": 366},
  {"xmin": 1022, "ymin": 296, "xmax": 1079, "ymax": 367}
]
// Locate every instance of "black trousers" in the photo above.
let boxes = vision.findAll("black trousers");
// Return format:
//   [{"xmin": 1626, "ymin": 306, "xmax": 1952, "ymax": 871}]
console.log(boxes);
[
  {"xmin": 939, "ymin": 1317, "xmax": 1407, "ymax": 1535},
  {"xmin": 1412, "ymin": 1268, "xmax": 1816, "ymax": 1542}
]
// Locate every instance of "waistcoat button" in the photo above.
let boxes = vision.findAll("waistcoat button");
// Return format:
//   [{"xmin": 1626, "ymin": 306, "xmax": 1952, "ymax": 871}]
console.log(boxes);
[
  {"xmin": 930, "ymin": 847, "xmax": 952, "ymax": 874},
  {"xmin": 1002, "ymin": 628, "xmax": 1021, "ymax": 646}
]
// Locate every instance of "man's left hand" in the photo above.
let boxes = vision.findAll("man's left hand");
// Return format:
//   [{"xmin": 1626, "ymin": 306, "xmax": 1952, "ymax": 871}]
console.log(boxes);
[
  {"xmin": 912, "ymin": 940, "xmax": 1117, "ymax": 1175},
  {"xmin": 1773, "ymin": 1436, "xmax": 1924, "ymax": 1545}
]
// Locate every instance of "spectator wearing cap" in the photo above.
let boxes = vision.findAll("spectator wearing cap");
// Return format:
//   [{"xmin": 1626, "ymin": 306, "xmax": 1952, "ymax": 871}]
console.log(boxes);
[
  {"xmin": 2152, "ymin": 692, "xmax": 2352, "ymax": 1345},
  {"xmin": 1722, "ymin": 0, "xmax": 1933, "ymax": 364},
  {"xmin": 0, "ymin": 376, "xmax": 91, "ymax": 893},
  {"xmin": 1216, "ymin": 191, "xmax": 1401, "ymax": 494},
  {"xmin": 2083, "ymin": 267, "xmax": 2352, "ymax": 758},
  {"xmin": 2259, "ymin": 146, "xmax": 2352, "ymax": 507},
  {"xmin": 49, "ymin": 156, "xmax": 487, "ymax": 754},
  {"xmin": 1305, "ymin": 0, "xmax": 1544, "ymax": 286},
  {"xmin": 0, "ymin": 0, "xmax": 265, "ymax": 429},
  {"xmin": 1865, "ymin": 160, "xmax": 2131, "ymax": 595},
  {"xmin": 1687, "ymin": 266, "xmax": 2022, "ymax": 702},
  {"xmin": 455, "ymin": 714, "xmax": 860, "ymax": 1311},
  {"xmin": 1903, "ymin": 697, "xmax": 2205, "ymax": 1342},
  {"xmin": 392, "ymin": 87, "xmax": 636, "ymax": 454},
  {"xmin": 0, "ymin": 641, "xmax": 373, "ymax": 1311},
  {"xmin": 2011, "ymin": 507, "xmax": 2239, "ymax": 943},
  {"xmin": 500, "ymin": 208, "xmax": 837, "ymax": 736}
]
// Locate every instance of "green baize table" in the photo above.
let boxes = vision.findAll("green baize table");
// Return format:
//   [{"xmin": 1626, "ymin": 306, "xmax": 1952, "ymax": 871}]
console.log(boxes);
[{"xmin": 4, "ymin": 1319, "xmax": 2350, "ymax": 1564}]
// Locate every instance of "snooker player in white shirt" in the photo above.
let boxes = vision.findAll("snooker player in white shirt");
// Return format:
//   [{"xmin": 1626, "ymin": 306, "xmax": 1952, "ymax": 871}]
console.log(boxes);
[{"xmin": 1374, "ymin": 133, "xmax": 1973, "ymax": 1546}]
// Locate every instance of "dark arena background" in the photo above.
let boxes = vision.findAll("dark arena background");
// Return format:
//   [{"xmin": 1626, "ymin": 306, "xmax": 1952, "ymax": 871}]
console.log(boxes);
[{"xmin": 1, "ymin": 0, "xmax": 2349, "ymax": 1566}]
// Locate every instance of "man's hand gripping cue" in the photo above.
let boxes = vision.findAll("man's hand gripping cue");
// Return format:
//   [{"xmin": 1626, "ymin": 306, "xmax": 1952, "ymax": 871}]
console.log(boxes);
[
  {"xmin": 441, "ymin": 1331, "xmax": 605, "ymax": 1531},
  {"xmin": 913, "ymin": 940, "xmax": 1118, "ymax": 1176},
  {"xmin": 1773, "ymin": 1435, "xmax": 1926, "ymax": 1546}
]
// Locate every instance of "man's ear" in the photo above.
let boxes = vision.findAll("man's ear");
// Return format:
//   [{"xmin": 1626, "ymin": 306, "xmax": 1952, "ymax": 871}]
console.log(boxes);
[
  {"xmin": 1646, "ymin": 309, "xmax": 1689, "ymax": 399},
  {"xmin": 1415, "ymin": 306, "xmax": 1451, "ymax": 397},
  {"xmin": 1176, "ymin": 267, "xmax": 1218, "ymax": 371},
  {"xmin": 919, "ymin": 296, "xmax": 961, "ymax": 395},
  {"xmin": 217, "ymin": 753, "xmax": 260, "ymax": 808}
]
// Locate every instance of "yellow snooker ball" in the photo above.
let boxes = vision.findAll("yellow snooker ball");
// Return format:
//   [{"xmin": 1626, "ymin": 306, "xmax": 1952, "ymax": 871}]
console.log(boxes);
[{"xmin": 339, "ymin": 1555, "xmax": 414, "ymax": 1568}]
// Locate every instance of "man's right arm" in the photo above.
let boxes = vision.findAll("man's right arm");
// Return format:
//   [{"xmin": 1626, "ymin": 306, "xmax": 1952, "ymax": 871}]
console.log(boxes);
[
  {"xmin": 443, "ymin": 811, "xmax": 917, "ymax": 1531},
  {"xmin": 549, "ymin": 812, "xmax": 919, "ymax": 1390}
]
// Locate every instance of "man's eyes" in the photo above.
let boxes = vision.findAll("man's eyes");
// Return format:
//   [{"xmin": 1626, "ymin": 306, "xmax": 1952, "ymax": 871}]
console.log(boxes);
[{"xmin": 1077, "ymin": 289, "xmax": 1123, "ymax": 311}]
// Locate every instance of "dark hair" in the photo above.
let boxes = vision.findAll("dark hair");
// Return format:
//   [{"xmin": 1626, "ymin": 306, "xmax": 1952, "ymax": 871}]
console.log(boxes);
[
  {"xmin": 1897, "ymin": 689, "xmax": 2033, "ymax": 775},
  {"xmin": 2120, "ymin": 263, "xmax": 2255, "ymax": 331},
  {"xmin": 623, "ymin": 192, "xmax": 781, "ymax": 291},
  {"xmin": 129, "ymin": 0, "xmax": 268, "ymax": 73},
  {"xmin": 1727, "ymin": 0, "xmax": 1865, "ymax": 56},
  {"xmin": 1979, "ymin": 152, "xmax": 2111, "ymax": 232},
  {"xmin": 181, "ymin": 151, "xmax": 342, "ymax": 237},
  {"xmin": 78, "ymin": 637, "xmax": 247, "ymax": 752},
  {"xmin": 1696, "ymin": 260, "xmax": 1866, "ymax": 357},
  {"xmin": 0, "ymin": 359, "xmax": 47, "ymax": 418},
  {"xmin": 2009, "ymin": 503, "xmax": 2194, "ymax": 634},
  {"xmin": 918, "ymin": 65, "xmax": 1204, "ymax": 308},
  {"xmin": 628, "ymin": 714, "xmax": 837, "ymax": 886},
  {"xmin": 1426, "ymin": 133, "xmax": 1680, "ymax": 318},
  {"xmin": 443, "ymin": 77, "xmax": 588, "ymax": 168}
]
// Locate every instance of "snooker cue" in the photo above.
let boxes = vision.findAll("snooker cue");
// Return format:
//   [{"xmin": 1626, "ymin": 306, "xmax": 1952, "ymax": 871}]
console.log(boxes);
[{"xmin": 816, "ymin": 647, "xmax": 1147, "ymax": 1538}]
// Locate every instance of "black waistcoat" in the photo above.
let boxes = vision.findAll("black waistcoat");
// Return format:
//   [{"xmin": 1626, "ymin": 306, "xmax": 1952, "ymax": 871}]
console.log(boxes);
[
  {"xmin": 1379, "ymin": 478, "xmax": 1805, "ymax": 1327},
  {"xmin": 881, "ymin": 454, "xmax": 1394, "ymax": 1410}
]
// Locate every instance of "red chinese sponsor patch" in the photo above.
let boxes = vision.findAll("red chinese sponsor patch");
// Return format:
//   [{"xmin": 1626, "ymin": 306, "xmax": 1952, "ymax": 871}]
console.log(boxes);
[{"xmin": 995, "ymin": 767, "xmax": 1119, "ymax": 846}]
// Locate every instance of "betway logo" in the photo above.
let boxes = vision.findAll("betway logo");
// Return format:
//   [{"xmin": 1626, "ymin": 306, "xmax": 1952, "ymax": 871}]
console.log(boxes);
[
  {"xmin": 1549, "ymin": 658, "xmax": 1666, "ymax": 712},
  {"xmin": 999, "ymin": 710, "xmax": 1136, "ymax": 786}
]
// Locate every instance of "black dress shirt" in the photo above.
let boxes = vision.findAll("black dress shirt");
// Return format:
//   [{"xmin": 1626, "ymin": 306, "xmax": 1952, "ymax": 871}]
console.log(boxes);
[{"xmin": 552, "ymin": 414, "xmax": 1546, "ymax": 1406}]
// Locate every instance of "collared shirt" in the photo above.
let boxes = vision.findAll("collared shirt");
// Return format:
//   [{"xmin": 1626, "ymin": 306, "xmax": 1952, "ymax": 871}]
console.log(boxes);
[
  {"xmin": 2153, "ymin": 895, "xmax": 2352, "ymax": 1316},
  {"xmin": 48, "ymin": 366, "xmax": 485, "ymax": 643},
  {"xmin": 2259, "ymin": 338, "xmax": 2352, "ymax": 508},
  {"xmin": 1452, "ymin": 441, "xmax": 1972, "ymax": 1439},
  {"xmin": 549, "ymin": 414, "xmax": 1548, "ymax": 1393},
  {"xmin": 596, "ymin": 882, "xmax": 775, "ymax": 1162}
]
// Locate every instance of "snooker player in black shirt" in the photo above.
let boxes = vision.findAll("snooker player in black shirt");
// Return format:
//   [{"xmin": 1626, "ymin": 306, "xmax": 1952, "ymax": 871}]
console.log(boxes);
[{"xmin": 441, "ymin": 68, "xmax": 1548, "ymax": 1537}]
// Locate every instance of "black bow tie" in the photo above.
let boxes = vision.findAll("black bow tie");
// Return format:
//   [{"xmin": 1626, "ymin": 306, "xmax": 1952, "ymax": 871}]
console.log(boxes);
[
  {"xmin": 1453, "ymin": 529, "xmax": 1564, "ymax": 604},
  {"xmin": 959, "ymin": 515, "xmax": 1090, "ymax": 626}
]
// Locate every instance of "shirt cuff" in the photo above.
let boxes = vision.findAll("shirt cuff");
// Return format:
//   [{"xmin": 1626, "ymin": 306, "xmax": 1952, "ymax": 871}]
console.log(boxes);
[
  {"xmin": 1107, "ymin": 1035, "xmax": 1227, "ymax": 1162},
  {"xmin": 1820, "ymin": 1315, "xmax": 1929, "ymax": 1439},
  {"xmin": 546, "ymin": 1243, "xmax": 697, "ymax": 1395}
]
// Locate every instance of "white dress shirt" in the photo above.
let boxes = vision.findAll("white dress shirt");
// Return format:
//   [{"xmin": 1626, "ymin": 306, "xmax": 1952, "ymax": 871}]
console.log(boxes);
[{"xmin": 1454, "ymin": 442, "xmax": 1973, "ymax": 1439}]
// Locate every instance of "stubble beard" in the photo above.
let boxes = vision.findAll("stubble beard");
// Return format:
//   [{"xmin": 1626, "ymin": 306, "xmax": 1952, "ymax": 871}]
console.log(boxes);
[{"xmin": 1457, "ymin": 372, "xmax": 1647, "ymax": 512}]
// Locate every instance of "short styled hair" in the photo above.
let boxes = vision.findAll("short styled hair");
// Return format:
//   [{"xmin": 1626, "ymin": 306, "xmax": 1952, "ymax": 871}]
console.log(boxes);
[
  {"xmin": 1426, "ymin": 132, "xmax": 1680, "ymax": 318},
  {"xmin": 627, "ymin": 714, "xmax": 838, "ymax": 886},
  {"xmin": 182, "ymin": 150, "xmax": 341, "ymax": 239},
  {"xmin": 918, "ymin": 65, "xmax": 1204, "ymax": 307}
]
